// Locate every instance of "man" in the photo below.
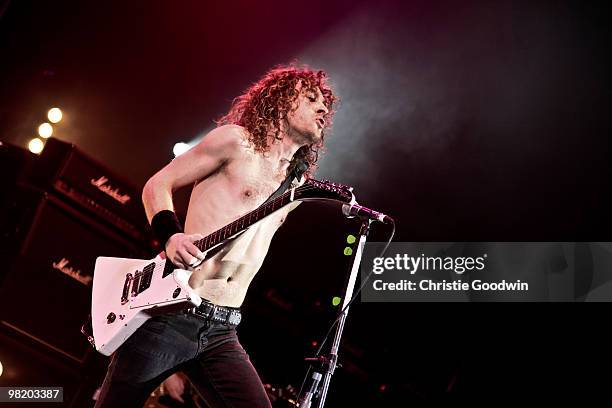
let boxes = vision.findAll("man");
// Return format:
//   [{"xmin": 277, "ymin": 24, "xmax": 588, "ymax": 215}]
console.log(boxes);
[{"xmin": 95, "ymin": 65, "xmax": 337, "ymax": 407}]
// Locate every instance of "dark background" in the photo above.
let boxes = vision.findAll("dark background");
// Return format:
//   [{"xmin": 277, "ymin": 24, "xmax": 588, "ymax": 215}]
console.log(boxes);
[{"xmin": 1, "ymin": 0, "xmax": 611, "ymax": 406}]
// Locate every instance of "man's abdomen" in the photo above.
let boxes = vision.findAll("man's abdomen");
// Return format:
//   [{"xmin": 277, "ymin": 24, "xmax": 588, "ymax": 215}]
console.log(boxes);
[{"xmin": 189, "ymin": 261, "xmax": 256, "ymax": 307}]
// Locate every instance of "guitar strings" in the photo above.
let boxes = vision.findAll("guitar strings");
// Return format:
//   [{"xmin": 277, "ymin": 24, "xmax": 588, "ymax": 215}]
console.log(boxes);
[
  {"xmin": 127, "ymin": 184, "xmax": 333, "ymax": 286},
  {"xmin": 193, "ymin": 183, "xmax": 328, "ymax": 250},
  {"xmin": 193, "ymin": 181, "xmax": 351, "ymax": 250}
]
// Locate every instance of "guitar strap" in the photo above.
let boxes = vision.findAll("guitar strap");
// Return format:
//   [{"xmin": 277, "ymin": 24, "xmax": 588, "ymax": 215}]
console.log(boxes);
[{"xmin": 261, "ymin": 159, "xmax": 309, "ymax": 206}]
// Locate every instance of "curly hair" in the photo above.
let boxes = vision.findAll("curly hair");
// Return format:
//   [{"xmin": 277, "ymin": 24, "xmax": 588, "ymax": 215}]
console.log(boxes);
[{"xmin": 217, "ymin": 64, "xmax": 338, "ymax": 178}]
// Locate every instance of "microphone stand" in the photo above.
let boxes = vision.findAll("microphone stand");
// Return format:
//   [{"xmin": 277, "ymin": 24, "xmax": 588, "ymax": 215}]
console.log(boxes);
[{"xmin": 299, "ymin": 218, "xmax": 372, "ymax": 408}]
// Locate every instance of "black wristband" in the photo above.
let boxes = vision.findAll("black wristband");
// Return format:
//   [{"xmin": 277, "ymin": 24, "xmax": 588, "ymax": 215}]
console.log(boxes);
[{"xmin": 151, "ymin": 210, "xmax": 183, "ymax": 248}]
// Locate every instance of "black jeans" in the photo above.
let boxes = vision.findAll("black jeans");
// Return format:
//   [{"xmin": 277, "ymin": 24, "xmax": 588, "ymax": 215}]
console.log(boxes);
[{"xmin": 94, "ymin": 311, "xmax": 271, "ymax": 407}]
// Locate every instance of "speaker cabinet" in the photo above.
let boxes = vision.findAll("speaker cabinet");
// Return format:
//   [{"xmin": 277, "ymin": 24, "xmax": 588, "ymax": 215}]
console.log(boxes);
[
  {"xmin": 26, "ymin": 137, "xmax": 150, "ymax": 242},
  {"xmin": 0, "ymin": 185, "xmax": 149, "ymax": 363}
]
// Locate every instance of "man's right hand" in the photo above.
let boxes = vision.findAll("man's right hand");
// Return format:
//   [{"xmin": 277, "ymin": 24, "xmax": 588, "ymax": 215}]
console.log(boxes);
[{"xmin": 165, "ymin": 233, "xmax": 205, "ymax": 269}]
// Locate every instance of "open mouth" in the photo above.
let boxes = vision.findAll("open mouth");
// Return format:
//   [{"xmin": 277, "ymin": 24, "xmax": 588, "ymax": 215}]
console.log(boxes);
[{"xmin": 316, "ymin": 118, "xmax": 325, "ymax": 128}]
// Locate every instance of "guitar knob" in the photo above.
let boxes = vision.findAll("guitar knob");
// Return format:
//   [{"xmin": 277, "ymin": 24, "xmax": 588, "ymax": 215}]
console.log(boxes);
[{"xmin": 106, "ymin": 312, "xmax": 116, "ymax": 324}]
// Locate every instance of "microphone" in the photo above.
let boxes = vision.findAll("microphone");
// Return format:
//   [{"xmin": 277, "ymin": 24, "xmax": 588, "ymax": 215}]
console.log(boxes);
[{"xmin": 342, "ymin": 203, "xmax": 394, "ymax": 224}]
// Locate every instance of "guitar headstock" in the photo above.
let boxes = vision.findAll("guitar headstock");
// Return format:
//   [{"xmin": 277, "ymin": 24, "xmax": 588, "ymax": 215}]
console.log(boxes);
[{"xmin": 296, "ymin": 178, "xmax": 355, "ymax": 204}]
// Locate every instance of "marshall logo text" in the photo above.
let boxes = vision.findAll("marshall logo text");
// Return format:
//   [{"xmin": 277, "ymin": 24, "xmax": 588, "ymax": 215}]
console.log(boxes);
[
  {"xmin": 52, "ymin": 257, "xmax": 93, "ymax": 286},
  {"xmin": 91, "ymin": 176, "xmax": 131, "ymax": 204}
]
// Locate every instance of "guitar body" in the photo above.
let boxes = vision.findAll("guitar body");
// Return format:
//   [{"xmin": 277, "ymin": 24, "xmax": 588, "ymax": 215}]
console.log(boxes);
[{"xmin": 91, "ymin": 255, "xmax": 202, "ymax": 356}]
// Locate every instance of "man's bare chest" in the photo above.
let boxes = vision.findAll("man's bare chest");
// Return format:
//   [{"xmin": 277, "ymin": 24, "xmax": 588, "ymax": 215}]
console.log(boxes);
[{"xmin": 225, "ymin": 155, "xmax": 287, "ymax": 206}]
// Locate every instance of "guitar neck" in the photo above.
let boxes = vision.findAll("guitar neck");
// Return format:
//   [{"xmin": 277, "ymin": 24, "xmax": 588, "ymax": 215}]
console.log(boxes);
[{"xmin": 193, "ymin": 188, "xmax": 294, "ymax": 253}]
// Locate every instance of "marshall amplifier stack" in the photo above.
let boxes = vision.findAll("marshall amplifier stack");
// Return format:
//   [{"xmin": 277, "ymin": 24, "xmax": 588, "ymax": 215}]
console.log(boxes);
[
  {"xmin": 0, "ymin": 138, "xmax": 153, "ymax": 367},
  {"xmin": 26, "ymin": 137, "xmax": 150, "ymax": 243}
]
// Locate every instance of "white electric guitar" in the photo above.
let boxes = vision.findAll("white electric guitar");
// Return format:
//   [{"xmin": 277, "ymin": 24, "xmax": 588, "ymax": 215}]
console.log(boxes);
[{"xmin": 87, "ymin": 179, "xmax": 354, "ymax": 356}]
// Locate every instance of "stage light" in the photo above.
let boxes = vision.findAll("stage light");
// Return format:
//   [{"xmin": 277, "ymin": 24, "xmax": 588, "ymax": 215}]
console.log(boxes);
[
  {"xmin": 28, "ymin": 138, "xmax": 45, "ymax": 154},
  {"xmin": 48, "ymin": 107, "xmax": 63, "ymax": 123},
  {"xmin": 343, "ymin": 247, "xmax": 353, "ymax": 256},
  {"xmin": 38, "ymin": 123, "xmax": 53, "ymax": 138},
  {"xmin": 173, "ymin": 142, "xmax": 190, "ymax": 157},
  {"xmin": 0, "ymin": 360, "xmax": 3, "ymax": 377},
  {"xmin": 346, "ymin": 234, "xmax": 356, "ymax": 244},
  {"xmin": 332, "ymin": 296, "xmax": 341, "ymax": 306}
]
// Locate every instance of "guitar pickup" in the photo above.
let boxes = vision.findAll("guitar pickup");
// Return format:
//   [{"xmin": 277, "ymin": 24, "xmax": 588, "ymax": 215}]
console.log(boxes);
[
  {"xmin": 138, "ymin": 263, "xmax": 155, "ymax": 293},
  {"xmin": 131, "ymin": 270, "xmax": 142, "ymax": 297},
  {"xmin": 121, "ymin": 273, "xmax": 133, "ymax": 304}
]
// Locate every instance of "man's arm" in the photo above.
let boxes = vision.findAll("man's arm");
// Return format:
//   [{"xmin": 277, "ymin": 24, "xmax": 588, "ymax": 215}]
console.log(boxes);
[
  {"xmin": 142, "ymin": 125, "xmax": 244, "ymax": 268},
  {"xmin": 142, "ymin": 125, "xmax": 244, "ymax": 221}
]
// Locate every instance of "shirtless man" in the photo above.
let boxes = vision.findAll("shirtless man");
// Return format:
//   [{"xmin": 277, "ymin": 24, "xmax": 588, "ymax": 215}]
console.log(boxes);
[{"xmin": 94, "ymin": 65, "xmax": 337, "ymax": 407}]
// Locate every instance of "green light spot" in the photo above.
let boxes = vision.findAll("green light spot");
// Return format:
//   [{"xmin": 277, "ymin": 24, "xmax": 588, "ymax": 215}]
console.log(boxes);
[
  {"xmin": 346, "ymin": 234, "xmax": 356, "ymax": 244},
  {"xmin": 332, "ymin": 296, "xmax": 342, "ymax": 306},
  {"xmin": 344, "ymin": 247, "xmax": 353, "ymax": 256}
]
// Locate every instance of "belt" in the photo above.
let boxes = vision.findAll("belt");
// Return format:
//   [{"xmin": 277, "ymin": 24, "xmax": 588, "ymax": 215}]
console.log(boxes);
[{"xmin": 186, "ymin": 299, "xmax": 242, "ymax": 326}]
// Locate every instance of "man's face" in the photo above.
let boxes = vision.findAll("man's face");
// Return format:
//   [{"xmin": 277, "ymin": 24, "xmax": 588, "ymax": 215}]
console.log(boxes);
[{"xmin": 286, "ymin": 82, "xmax": 329, "ymax": 143}]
